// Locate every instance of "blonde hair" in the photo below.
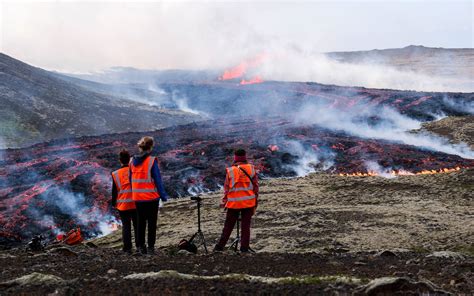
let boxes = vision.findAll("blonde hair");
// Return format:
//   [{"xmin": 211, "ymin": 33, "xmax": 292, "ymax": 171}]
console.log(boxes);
[{"xmin": 137, "ymin": 136, "xmax": 154, "ymax": 152}]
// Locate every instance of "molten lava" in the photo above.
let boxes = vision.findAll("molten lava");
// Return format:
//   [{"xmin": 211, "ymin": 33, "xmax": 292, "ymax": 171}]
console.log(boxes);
[
  {"xmin": 218, "ymin": 54, "xmax": 267, "ymax": 81},
  {"xmin": 1, "ymin": 118, "xmax": 473, "ymax": 245},
  {"xmin": 240, "ymin": 76, "xmax": 264, "ymax": 85},
  {"xmin": 338, "ymin": 166, "xmax": 463, "ymax": 177}
]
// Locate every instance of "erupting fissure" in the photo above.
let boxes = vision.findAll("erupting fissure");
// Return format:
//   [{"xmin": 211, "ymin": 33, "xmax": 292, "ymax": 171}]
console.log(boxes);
[{"xmin": 218, "ymin": 54, "xmax": 267, "ymax": 84}]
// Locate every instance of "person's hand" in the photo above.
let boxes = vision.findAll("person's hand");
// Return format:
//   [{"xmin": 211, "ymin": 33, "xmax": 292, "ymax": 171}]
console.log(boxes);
[
  {"xmin": 220, "ymin": 197, "xmax": 227, "ymax": 209},
  {"xmin": 161, "ymin": 195, "xmax": 168, "ymax": 202}
]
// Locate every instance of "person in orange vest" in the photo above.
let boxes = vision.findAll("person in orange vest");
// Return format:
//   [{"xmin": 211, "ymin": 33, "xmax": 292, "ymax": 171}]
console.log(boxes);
[
  {"xmin": 111, "ymin": 149, "xmax": 138, "ymax": 254},
  {"xmin": 214, "ymin": 148, "xmax": 259, "ymax": 253},
  {"xmin": 130, "ymin": 136, "xmax": 168, "ymax": 255}
]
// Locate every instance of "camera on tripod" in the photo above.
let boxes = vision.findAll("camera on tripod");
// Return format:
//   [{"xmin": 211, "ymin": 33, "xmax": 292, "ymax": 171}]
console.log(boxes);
[{"xmin": 178, "ymin": 194, "xmax": 208, "ymax": 253}]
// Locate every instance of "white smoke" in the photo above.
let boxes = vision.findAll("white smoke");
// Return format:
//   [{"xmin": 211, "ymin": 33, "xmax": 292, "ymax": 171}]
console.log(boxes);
[
  {"xmin": 364, "ymin": 160, "xmax": 396, "ymax": 179},
  {"xmin": 170, "ymin": 90, "xmax": 209, "ymax": 117},
  {"xmin": 284, "ymin": 140, "xmax": 334, "ymax": 177},
  {"xmin": 443, "ymin": 95, "xmax": 474, "ymax": 114},
  {"xmin": 258, "ymin": 50, "xmax": 474, "ymax": 93},
  {"xmin": 37, "ymin": 185, "xmax": 118, "ymax": 237},
  {"xmin": 295, "ymin": 101, "xmax": 474, "ymax": 159}
]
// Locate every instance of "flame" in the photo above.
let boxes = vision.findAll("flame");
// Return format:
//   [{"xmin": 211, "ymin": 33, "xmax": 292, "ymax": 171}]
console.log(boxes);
[
  {"xmin": 240, "ymin": 76, "xmax": 264, "ymax": 85},
  {"xmin": 338, "ymin": 166, "xmax": 462, "ymax": 177},
  {"xmin": 218, "ymin": 54, "xmax": 267, "ymax": 81}
]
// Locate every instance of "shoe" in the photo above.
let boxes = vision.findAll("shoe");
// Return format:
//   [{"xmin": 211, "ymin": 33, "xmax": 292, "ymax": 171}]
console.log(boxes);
[
  {"xmin": 213, "ymin": 245, "xmax": 224, "ymax": 253},
  {"xmin": 123, "ymin": 249, "xmax": 132, "ymax": 255},
  {"xmin": 140, "ymin": 246, "xmax": 148, "ymax": 255},
  {"xmin": 147, "ymin": 247, "xmax": 155, "ymax": 255},
  {"xmin": 240, "ymin": 247, "xmax": 256, "ymax": 254}
]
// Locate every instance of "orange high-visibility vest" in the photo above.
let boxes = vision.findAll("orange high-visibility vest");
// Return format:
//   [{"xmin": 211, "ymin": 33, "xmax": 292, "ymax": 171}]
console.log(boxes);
[
  {"xmin": 112, "ymin": 167, "xmax": 136, "ymax": 211},
  {"xmin": 226, "ymin": 164, "xmax": 256, "ymax": 209},
  {"xmin": 130, "ymin": 156, "xmax": 160, "ymax": 202}
]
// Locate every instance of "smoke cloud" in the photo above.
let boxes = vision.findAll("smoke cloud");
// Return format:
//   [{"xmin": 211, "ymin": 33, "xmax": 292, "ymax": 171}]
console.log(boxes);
[
  {"xmin": 3, "ymin": 1, "xmax": 472, "ymax": 92},
  {"xmin": 294, "ymin": 99, "xmax": 474, "ymax": 160}
]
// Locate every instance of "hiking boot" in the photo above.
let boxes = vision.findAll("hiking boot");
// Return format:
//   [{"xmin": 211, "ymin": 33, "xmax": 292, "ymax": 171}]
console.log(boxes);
[
  {"xmin": 140, "ymin": 246, "xmax": 148, "ymax": 255},
  {"xmin": 147, "ymin": 247, "xmax": 155, "ymax": 255},
  {"xmin": 213, "ymin": 245, "xmax": 224, "ymax": 253},
  {"xmin": 240, "ymin": 247, "xmax": 256, "ymax": 254},
  {"xmin": 123, "ymin": 249, "xmax": 132, "ymax": 255}
]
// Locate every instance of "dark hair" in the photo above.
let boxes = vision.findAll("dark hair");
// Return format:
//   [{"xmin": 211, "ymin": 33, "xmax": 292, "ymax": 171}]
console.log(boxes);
[
  {"xmin": 234, "ymin": 148, "xmax": 246, "ymax": 156},
  {"xmin": 119, "ymin": 149, "xmax": 130, "ymax": 165},
  {"xmin": 138, "ymin": 136, "xmax": 154, "ymax": 152}
]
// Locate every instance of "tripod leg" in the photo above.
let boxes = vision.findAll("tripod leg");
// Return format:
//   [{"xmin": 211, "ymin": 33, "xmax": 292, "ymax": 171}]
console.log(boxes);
[
  {"xmin": 189, "ymin": 233, "xmax": 197, "ymax": 243},
  {"xmin": 199, "ymin": 232, "xmax": 208, "ymax": 253}
]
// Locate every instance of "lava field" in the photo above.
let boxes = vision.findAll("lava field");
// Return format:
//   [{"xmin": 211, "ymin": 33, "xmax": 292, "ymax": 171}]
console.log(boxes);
[{"xmin": 1, "ymin": 116, "xmax": 473, "ymax": 246}]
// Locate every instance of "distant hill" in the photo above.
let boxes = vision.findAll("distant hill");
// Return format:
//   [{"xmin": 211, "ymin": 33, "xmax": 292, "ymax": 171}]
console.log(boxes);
[
  {"xmin": 326, "ymin": 45, "xmax": 474, "ymax": 80},
  {"xmin": 0, "ymin": 53, "xmax": 199, "ymax": 148}
]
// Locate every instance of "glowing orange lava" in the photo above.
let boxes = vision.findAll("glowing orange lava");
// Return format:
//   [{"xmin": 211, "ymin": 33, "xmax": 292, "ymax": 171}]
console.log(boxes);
[
  {"xmin": 218, "ymin": 54, "xmax": 267, "ymax": 81},
  {"xmin": 338, "ymin": 166, "xmax": 463, "ymax": 177},
  {"xmin": 241, "ymin": 76, "xmax": 263, "ymax": 85}
]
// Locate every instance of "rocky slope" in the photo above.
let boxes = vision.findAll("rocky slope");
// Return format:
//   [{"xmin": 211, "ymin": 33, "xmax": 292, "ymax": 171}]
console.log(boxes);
[
  {"xmin": 0, "ymin": 53, "xmax": 199, "ymax": 148},
  {"xmin": 420, "ymin": 115, "xmax": 474, "ymax": 149},
  {"xmin": 327, "ymin": 45, "xmax": 474, "ymax": 81}
]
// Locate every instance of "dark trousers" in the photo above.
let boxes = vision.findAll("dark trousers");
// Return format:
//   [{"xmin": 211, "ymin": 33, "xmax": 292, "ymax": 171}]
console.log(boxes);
[
  {"xmin": 216, "ymin": 207, "xmax": 254, "ymax": 250},
  {"xmin": 135, "ymin": 201, "xmax": 159, "ymax": 249},
  {"xmin": 118, "ymin": 209, "xmax": 138, "ymax": 251}
]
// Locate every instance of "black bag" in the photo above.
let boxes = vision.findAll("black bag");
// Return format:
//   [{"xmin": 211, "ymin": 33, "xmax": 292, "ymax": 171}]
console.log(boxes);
[{"xmin": 178, "ymin": 239, "xmax": 197, "ymax": 254}]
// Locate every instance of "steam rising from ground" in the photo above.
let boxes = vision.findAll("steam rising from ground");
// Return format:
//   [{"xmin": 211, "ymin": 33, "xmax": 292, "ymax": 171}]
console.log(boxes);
[
  {"xmin": 295, "ymin": 101, "xmax": 474, "ymax": 160},
  {"xmin": 284, "ymin": 141, "xmax": 335, "ymax": 177}
]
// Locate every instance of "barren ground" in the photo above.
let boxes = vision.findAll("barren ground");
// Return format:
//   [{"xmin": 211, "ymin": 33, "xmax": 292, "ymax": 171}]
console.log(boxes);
[{"xmin": 1, "ymin": 169, "xmax": 472, "ymax": 295}]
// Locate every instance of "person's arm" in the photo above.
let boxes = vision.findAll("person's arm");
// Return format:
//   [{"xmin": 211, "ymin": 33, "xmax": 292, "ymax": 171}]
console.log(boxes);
[
  {"xmin": 221, "ymin": 171, "xmax": 229, "ymax": 208},
  {"xmin": 252, "ymin": 174, "xmax": 259, "ymax": 198},
  {"xmin": 252, "ymin": 168, "xmax": 259, "ymax": 212},
  {"xmin": 151, "ymin": 159, "xmax": 169, "ymax": 201},
  {"xmin": 111, "ymin": 177, "xmax": 117, "ymax": 208}
]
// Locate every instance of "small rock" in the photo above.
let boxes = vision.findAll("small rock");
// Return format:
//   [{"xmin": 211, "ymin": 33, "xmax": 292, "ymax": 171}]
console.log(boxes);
[
  {"xmin": 355, "ymin": 277, "xmax": 449, "ymax": 296},
  {"xmin": 376, "ymin": 250, "xmax": 399, "ymax": 258},
  {"xmin": 107, "ymin": 269, "xmax": 117, "ymax": 274},
  {"xmin": 426, "ymin": 251, "xmax": 465, "ymax": 260},
  {"xmin": 0, "ymin": 272, "xmax": 64, "ymax": 287},
  {"xmin": 177, "ymin": 249, "xmax": 193, "ymax": 256}
]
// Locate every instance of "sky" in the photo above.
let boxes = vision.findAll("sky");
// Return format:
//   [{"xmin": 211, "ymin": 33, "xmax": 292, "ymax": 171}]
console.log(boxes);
[{"xmin": 0, "ymin": 0, "xmax": 472, "ymax": 73}]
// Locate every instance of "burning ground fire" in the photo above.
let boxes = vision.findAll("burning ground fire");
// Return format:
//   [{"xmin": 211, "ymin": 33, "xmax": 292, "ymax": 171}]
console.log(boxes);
[{"xmin": 338, "ymin": 166, "xmax": 463, "ymax": 177}]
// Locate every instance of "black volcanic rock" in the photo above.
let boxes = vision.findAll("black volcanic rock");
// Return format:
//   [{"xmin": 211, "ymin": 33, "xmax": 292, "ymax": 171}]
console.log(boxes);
[{"xmin": 0, "ymin": 53, "xmax": 199, "ymax": 148}]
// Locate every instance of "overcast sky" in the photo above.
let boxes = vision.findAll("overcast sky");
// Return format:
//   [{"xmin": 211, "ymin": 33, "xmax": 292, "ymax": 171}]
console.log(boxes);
[{"xmin": 1, "ymin": 0, "xmax": 472, "ymax": 72}]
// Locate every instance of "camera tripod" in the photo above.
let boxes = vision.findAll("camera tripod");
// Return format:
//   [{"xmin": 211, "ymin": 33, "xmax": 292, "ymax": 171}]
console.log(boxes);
[
  {"xmin": 188, "ymin": 196, "xmax": 208, "ymax": 253},
  {"xmin": 229, "ymin": 213, "xmax": 241, "ymax": 252}
]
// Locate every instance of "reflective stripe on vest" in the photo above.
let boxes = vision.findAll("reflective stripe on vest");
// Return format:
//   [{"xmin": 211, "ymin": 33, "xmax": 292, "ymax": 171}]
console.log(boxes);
[
  {"xmin": 226, "ymin": 164, "xmax": 256, "ymax": 209},
  {"xmin": 112, "ymin": 167, "xmax": 136, "ymax": 211},
  {"xmin": 130, "ymin": 156, "xmax": 160, "ymax": 201}
]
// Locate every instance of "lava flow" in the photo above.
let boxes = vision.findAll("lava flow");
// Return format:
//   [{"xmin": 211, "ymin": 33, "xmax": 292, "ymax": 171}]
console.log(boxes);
[
  {"xmin": 338, "ymin": 166, "xmax": 463, "ymax": 177},
  {"xmin": 1, "ymin": 118, "xmax": 473, "ymax": 246},
  {"xmin": 218, "ymin": 54, "xmax": 267, "ymax": 81}
]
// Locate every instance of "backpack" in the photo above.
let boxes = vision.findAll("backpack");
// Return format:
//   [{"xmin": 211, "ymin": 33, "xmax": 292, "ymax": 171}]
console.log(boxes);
[{"xmin": 178, "ymin": 239, "xmax": 197, "ymax": 254}]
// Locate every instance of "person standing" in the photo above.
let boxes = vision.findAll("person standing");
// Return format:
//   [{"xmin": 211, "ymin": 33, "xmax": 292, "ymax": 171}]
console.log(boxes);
[
  {"xmin": 130, "ymin": 136, "xmax": 168, "ymax": 255},
  {"xmin": 214, "ymin": 148, "xmax": 259, "ymax": 253},
  {"xmin": 111, "ymin": 149, "xmax": 138, "ymax": 254}
]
